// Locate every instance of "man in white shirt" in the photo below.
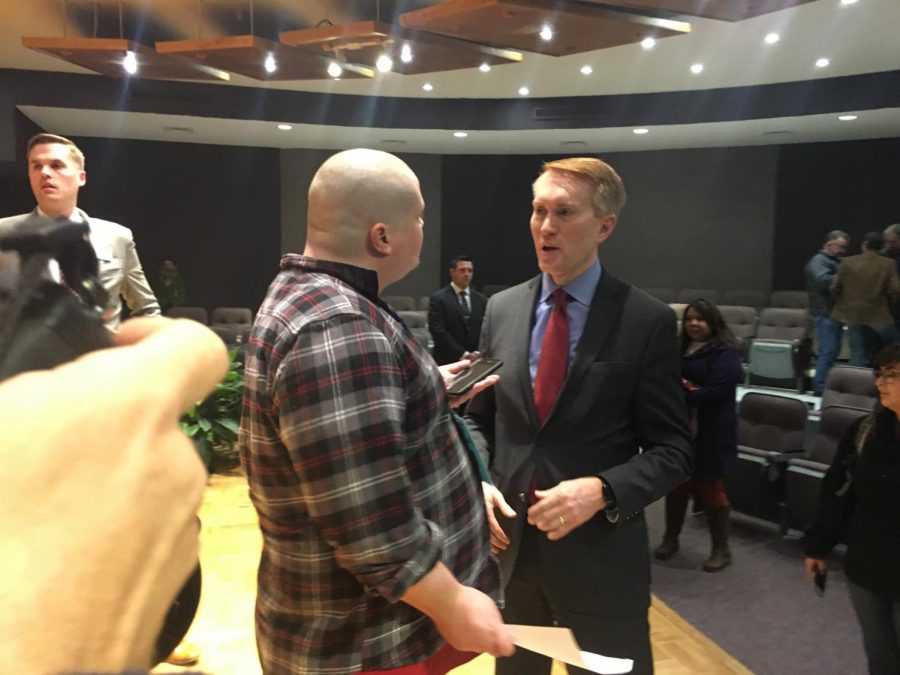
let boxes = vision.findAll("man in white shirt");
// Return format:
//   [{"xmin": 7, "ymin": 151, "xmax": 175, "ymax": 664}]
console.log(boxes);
[
  {"xmin": 0, "ymin": 133, "xmax": 159, "ymax": 331},
  {"xmin": 428, "ymin": 255, "xmax": 487, "ymax": 364}
]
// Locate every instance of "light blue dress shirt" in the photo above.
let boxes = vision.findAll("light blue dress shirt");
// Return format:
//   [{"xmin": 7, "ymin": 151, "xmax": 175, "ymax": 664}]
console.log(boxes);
[{"xmin": 529, "ymin": 261, "xmax": 602, "ymax": 384}]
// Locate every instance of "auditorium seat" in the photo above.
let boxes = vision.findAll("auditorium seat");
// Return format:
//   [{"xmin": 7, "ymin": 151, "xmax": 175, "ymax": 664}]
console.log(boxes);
[
  {"xmin": 820, "ymin": 365, "xmax": 877, "ymax": 411},
  {"xmin": 677, "ymin": 289, "xmax": 719, "ymax": 304},
  {"xmin": 418, "ymin": 296, "xmax": 430, "ymax": 311},
  {"xmin": 210, "ymin": 306, "xmax": 253, "ymax": 347},
  {"xmin": 381, "ymin": 295, "xmax": 416, "ymax": 311},
  {"xmin": 746, "ymin": 308, "xmax": 812, "ymax": 390},
  {"xmin": 718, "ymin": 305, "xmax": 757, "ymax": 358},
  {"xmin": 643, "ymin": 287, "xmax": 677, "ymax": 304},
  {"xmin": 725, "ymin": 392, "xmax": 808, "ymax": 525},
  {"xmin": 396, "ymin": 310, "xmax": 432, "ymax": 350},
  {"xmin": 721, "ymin": 290, "xmax": 767, "ymax": 311},
  {"xmin": 165, "ymin": 306, "xmax": 208, "ymax": 324},
  {"xmin": 769, "ymin": 290, "xmax": 809, "ymax": 309},
  {"xmin": 783, "ymin": 404, "xmax": 869, "ymax": 532}
]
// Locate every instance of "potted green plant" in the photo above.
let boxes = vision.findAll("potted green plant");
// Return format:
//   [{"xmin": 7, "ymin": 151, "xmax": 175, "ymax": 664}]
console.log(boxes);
[{"xmin": 180, "ymin": 348, "xmax": 243, "ymax": 470}]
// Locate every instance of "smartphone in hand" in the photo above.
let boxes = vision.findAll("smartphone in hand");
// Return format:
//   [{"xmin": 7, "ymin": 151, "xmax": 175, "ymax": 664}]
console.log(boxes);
[{"xmin": 447, "ymin": 358, "xmax": 502, "ymax": 397}]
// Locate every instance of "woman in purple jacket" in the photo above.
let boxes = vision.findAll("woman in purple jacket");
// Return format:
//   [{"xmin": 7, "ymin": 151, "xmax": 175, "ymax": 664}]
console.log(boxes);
[{"xmin": 655, "ymin": 298, "xmax": 744, "ymax": 571}]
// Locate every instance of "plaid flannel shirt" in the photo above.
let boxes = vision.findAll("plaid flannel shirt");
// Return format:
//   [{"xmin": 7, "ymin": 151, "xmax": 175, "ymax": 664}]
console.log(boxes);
[{"xmin": 239, "ymin": 255, "xmax": 499, "ymax": 674}]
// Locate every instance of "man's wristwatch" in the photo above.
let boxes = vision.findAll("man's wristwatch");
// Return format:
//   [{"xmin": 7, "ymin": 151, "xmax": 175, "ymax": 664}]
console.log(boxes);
[{"xmin": 599, "ymin": 476, "xmax": 620, "ymax": 523}]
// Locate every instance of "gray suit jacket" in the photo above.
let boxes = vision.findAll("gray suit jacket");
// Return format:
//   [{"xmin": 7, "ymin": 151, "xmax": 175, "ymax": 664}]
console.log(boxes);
[
  {"xmin": 0, "ymin": 208, "xmax": 160, "ymax": 330},
  {"xmin": 466, "ymin": 272, "xmax": 693, "ymax": 615}
]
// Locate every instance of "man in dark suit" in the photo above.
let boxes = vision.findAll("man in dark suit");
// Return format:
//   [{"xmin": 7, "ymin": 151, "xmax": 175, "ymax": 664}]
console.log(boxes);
[
  {"xmin": 428, "ymin": 255, "xmax": 487, "ymax": 365},
  {"xmin": 466, "ymin": 157, "xmax": 693, "ymax": 675}
]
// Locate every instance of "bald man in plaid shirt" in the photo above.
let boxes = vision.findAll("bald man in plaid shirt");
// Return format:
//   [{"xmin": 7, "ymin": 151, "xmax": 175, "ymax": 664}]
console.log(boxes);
[{"xmin": 239, "ymin": 149, "xmax": 513, "ymax": 674}]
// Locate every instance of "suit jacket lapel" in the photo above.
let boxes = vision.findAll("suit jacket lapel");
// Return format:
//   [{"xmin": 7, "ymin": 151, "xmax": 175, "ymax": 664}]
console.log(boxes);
[
  {"xmin": 544, "ymin": 272, "xmax": 629, "ymax": 427},
  {"xmin": 511, "ymin": 276, "xmax": 542, "ymax": 430}
]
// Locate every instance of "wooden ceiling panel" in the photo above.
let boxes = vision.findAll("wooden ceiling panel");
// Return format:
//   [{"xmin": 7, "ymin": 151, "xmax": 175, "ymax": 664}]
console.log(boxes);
[
  {"xmin": 400, "ymin": 0, "xmax": 691, "ymax": 57},
  {"xmin": 597, "ymin": 0, "xmax": 819, "ymax": 22},
  {"xmin": 280, "ymin": 20, "xmax": 522, "ymax": 75},
  {"xmin": 156, "ymin": 35, "xmax": 371, "ymax": 80},
  {"xmin": 22, "ymin": 37, "xmax": 229, "ymax": 81}
]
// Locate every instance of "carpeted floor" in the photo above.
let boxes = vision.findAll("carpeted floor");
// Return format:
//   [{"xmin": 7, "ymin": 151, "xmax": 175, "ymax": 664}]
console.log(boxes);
[{"xmin": 646, "ymin": 499, "xmax": 867, "ymax": 675}]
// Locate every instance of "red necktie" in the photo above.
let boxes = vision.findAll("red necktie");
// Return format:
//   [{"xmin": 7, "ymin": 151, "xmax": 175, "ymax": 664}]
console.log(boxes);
[{"xmin": 533, "ymin": 288, "xmax": 569, "ymax": 425}]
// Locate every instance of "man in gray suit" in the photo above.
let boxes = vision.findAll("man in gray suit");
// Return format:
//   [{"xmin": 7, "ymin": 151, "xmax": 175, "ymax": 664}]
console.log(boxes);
[
  {"xmin": 0, "ymin": 133, "xmax": 159, "ymax": 331},
  {"xmin": 466, "ymin": 157, "xmax": 693, "ymax": 674}
]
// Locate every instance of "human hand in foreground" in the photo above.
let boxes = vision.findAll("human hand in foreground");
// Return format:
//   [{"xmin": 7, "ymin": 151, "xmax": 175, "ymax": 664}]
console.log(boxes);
[
  {"xmin": 529, "ymin": 476, "xmax": 606, "ymax": 541},
  {"xmin": 438, "ymin": 357, "xmax": 500, "ymax": 408},
  {"xmin": 483, "ymin": 482, "xmax": 516, "ymax": 554},
  {"xmin": 0, "ymin": 317, "xmax": 227, "ymax": 673},
  {"xmin": 402, "ymin": 562, "xmax": 515, "ymax": 658}
]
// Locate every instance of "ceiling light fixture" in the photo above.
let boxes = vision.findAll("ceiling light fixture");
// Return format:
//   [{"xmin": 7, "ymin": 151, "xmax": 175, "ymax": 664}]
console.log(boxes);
[
  {"xmin": 838, "ymin": 114, "xmax": 858, "ymax": 121},
  {"xmin": 264, "ymin": 53, "xmax": 277, "ymax": 73},
  {"xmin": 422, "ymin": 82, "xmax": 434, "ymax": 91},
  {"xmin": 400, "ymin": 43, "xmax": 413, "ymax": 63},
  {"xmin": 580, "ymin": 65, "xmax": 593, "ymax": 75},
  {"xmin": 815, "ymin": 57, "xmax": 830, "ymax": 68},
  {"xmin": 454, "ymin": 131, "xmax": 468, "ymax": 138},
  {"xmin": 479, "ymin": 63, "xmax": 492, "ymax": 72},
  {"xmin": 764, "ymin": 32, "xmax": 780, "ymax": 44},
  {"xmin": 633, "ymin": 128, "xmax": 649, "ymax": 134},
  {"xmin": 641, "ymin": 37, "xmax": 656, "ymax": 50},
  {"xmin": 375, "ymin": 54, "xmax": 393, "ymax": 72},
  {"xmin": 327, "ymin": 61, "xmax": 343, "ymax": 78},
  {"xmin": 277, "ymin": 124, "xmax": 292, "ymax": 131},
  {"xmin": 690, "ymin": 62, "xmax": 704, "ymax": 74},
  {"xmin": 518, "ymin": 86, "xmax": 530, "ymax": 96},
  {"xmin": 122, "ymin": 50, "xmax": 138, "ymax": 75},
  {"xmin": 539, "ymin": 25, "xmax": 554, "ymax": 41},
  {"xmin": 840, "ymin": 0, "xmax": 858, "ymax": 5}
]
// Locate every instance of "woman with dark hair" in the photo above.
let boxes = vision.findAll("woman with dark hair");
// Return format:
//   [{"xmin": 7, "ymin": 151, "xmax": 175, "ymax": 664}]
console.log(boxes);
[
  {"xmin": 654, "ymin": 298, "xmax": 743, "ymax": 571},
  {"xmin": 802, "ymin": 344, "xmax": 900, "ymax": 673}
]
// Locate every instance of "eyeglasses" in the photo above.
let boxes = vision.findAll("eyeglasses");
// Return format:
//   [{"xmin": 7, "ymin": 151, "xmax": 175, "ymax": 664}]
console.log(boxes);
[{"xmin": 874, "ymin": 369, "xmax": 900, "ymax": 382}]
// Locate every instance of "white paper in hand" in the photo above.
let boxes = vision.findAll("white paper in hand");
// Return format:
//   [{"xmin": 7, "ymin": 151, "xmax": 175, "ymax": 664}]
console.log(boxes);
[{"xmin": 508, "ymin": 625, "xmax": 633, "ymax": 674}]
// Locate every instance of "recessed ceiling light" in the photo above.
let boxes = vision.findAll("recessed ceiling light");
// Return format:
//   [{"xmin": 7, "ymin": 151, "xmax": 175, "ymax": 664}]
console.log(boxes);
[
  {"xmin": 815, "ymin": 57, "xmax": 830, "ymax": 68},
  {"xmin": 264, "ymin": 53, "xmax": 277, "ymax": 73},
  {"xmin": 641, "ymin": 37, "xmax": 656, "ymax": 50},
  {"xmin": 400, "ymin": 43, "xmax": 413, "ymax": 63},
  {"xmin": 690, "ymin": 63, "xmax": 704, "ymax": 74},
  {"xmin": 453, "ymin": 131, "xmax": 468, "ymax": 138},
  {"xmin": 518, "ymin": 86, "xmax": 530, "ymax": 96},
  {"xmin": 838, "ymin": 114, "xmax": 858, "ymax": 121},
  {"xmin": 375, "ymin": 54, "xmax": 393, "ymax": 73},
  {"xmin": 840, "ymin": 0, "xmax": 858, "ymax": 5},
  {"xmin": 277, "ymin": 124, "xmax": 292, "ymax": 131},
  {"xmin": 580, "ymin": 65, "xmax": 593, "ymax": 75},
  {"xmin": 122, "ymin": 50, "xmax": 138, "ymax": 75},
  {"xmin": 479, "ymin": 63, "xmax": 491, "ymax": 73},
  {"xmin": 327, "ymin": 61, "xmax": 343, "ymax": 78},
  {"xmin": 764, "ymin": 32, "xmax": 780, "ymax": 44},
  {"xmin": 539, "ymin": 25, "xmax": 553, "ymax": 41},
  {"xmin": 633, "ymin": 128, "xmax": 649, "ymax": 135},
  {"xmin": 422, "ymin": 82, "xmax": 434, "ymax": 91}
]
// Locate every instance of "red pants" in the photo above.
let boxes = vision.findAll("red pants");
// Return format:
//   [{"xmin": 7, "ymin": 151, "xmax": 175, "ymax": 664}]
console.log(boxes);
[
  {"xmin": 671, "ymin": 477, "xmax": 730, "ymax": 508},
  {"xmin": 356, "ymin": 644, "xmax": 477, "ymax": 675}
]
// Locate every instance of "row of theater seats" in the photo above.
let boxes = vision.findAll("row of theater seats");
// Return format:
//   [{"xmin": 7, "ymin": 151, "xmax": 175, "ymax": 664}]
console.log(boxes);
[
  {"xmin": 645, "ymin": 288, "xmax": 809, "ymax": 310},
  {"xmin": 673, "ymin": 304, "xmax": 813, "ymax": 391},
  {"xmin": 165, "ymin": 306, "xmax": 253, "ymax": 346},
  {"xmin": 725, "ymin": 365, "xmax": 877, "ymax": 537}
]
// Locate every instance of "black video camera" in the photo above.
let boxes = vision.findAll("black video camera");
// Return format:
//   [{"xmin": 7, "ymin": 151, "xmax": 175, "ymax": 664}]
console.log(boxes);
[
  {"xmin": 0, "ymin": 214, "xmax": 112, "ymax": 379},
  {"xmin": 0, "ymin": 214, "xmax": 199, "ymax": 664}
]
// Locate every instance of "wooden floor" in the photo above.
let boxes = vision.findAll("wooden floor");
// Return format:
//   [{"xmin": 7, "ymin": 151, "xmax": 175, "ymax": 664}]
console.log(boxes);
[{"xmin": 155, "ymin": 472, "xmax": 750, "ymax": 675}]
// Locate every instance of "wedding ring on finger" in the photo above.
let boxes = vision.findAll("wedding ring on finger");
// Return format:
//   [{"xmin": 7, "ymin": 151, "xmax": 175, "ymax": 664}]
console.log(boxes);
[{"xmin": 558, "ymin": 515, "xmax": 566, "ymax": 527}]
